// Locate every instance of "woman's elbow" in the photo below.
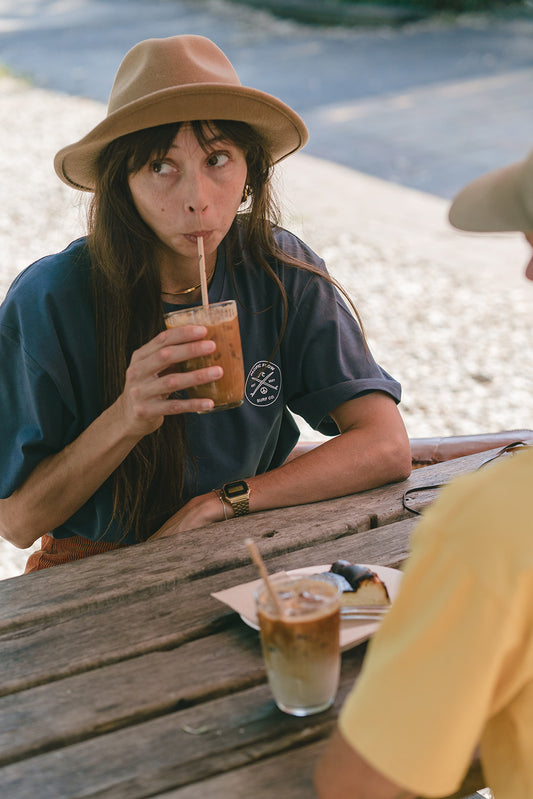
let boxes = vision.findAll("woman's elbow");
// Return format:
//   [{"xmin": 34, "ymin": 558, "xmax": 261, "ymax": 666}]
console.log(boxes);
[
  {"xmin": 0, "ymin": 525, "xmax": 36, "ymax": 550},
  {"xmin": 0, "ymin": 501, "xmax": 39, "ymax": 550},
  {"xmin": 381, "ymin": 435, "xmax": 412, "ymax": 484}
]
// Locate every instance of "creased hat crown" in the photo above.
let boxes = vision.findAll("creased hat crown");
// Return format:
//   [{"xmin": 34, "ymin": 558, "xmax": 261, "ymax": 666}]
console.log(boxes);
[{"xmin": 108, "ymin": 36, "xmax": 241, "ymax": 113}]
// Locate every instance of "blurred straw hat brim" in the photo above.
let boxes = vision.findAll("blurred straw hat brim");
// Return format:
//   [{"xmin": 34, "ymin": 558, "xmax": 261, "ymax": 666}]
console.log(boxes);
[
  {"xmin": 54, "ymin": 35, "xmax": 308, "ymax": 192},
  {"xmin": 449, "ymin": 150, "xmax": 533, "ymax": 233}
]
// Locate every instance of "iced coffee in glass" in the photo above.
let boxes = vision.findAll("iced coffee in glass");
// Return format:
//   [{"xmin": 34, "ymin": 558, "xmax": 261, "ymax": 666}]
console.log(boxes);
[
  {"xmin": 164, "ymin": 300, "xmax": 244, "ymax": 412},
  {"xmin": 255, "ymin": 573, "xmax": 342, "ymax": 716}
]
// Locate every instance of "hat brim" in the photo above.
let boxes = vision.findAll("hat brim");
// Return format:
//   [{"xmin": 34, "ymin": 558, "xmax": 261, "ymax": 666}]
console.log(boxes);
[
  {"xmin": 449, "ymin": 158, "xmax": 533, "ymax": 233},
  {"xmin": 54, "ymin": 84, "xmax": 309, "ymax": 191}
]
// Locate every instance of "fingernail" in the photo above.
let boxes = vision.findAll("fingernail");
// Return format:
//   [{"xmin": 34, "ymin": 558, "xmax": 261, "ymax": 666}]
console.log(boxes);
[{"xmin": 200, "ymin": 340, "xmax": 216, "ymax": 352}]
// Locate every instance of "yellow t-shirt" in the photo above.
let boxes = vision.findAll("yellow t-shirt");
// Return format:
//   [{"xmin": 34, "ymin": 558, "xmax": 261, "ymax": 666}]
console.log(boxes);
[{"xmin": 339, "ymin": 447, "xmax": 533, "ymax": 798}]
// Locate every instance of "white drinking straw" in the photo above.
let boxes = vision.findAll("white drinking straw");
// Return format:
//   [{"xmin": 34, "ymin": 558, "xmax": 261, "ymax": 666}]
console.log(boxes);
[
  {"xmin": 197, "ymin": 236, "xmax": 209, "ymax": 307},
  {"xmin": 245, "ymin": 538, "xmax": 284, "ymax": 617}
]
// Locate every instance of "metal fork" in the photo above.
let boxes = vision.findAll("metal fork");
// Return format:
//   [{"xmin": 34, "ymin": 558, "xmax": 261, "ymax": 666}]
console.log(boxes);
[{"xmin": 341, "ymin": 606, "xmax": 390, "ymax": 621}]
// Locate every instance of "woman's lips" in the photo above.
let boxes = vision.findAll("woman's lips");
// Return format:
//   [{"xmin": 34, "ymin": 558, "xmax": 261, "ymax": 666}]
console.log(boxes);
[{"xmin": 184, "ymin": 230, "xmax": 211, "ymax": 244}]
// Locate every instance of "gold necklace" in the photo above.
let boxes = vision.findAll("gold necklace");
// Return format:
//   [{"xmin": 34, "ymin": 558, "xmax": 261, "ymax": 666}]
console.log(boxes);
[{"xmin": 161, "ymin": 267, "xmax": 215, "ymax": 297}]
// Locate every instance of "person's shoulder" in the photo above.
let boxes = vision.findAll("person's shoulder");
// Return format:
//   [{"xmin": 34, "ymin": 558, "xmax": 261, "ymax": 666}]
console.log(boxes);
[
  {"xmin": 0, "ymin": 238, "xmax": 95, "ymax": 375},
  {"xmin": 436, "ymin": 446, "xmax": 533, "ymax": 516},
  {"xmin": 3, "ymin": 239, "xmax": 90, "ymax": 309},
  {"xmin": 472, "ymin": 445, "xmax": 533, "ymax": 534},
  {"xmin": 232, "ymin": 218, "xmax": 323, "ymax": 273},
  {"xmin": 272, "ymin": 225, "xmax": 324, "ymax": 268},
  {"xmin": 10, "ymin": 238, "xmax": 89, "ymax": 291},
  {"xmin": 417, "ymin": 446, "xmax": 533, "ymax": 572}
]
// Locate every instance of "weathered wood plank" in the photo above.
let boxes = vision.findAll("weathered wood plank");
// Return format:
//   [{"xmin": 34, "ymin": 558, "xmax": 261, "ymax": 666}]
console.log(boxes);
[
  {"xmin": 0, "ymin": 652, "xmax": 365, "ymax": 799},
  {"xmin": 0, "ymin": 520, "xmax": 413, "ymax": 694},
  {"xmin": 0, "ymin": 451, "xmax": 492, "ymax": 631},
  {"xmin": 0, "ymin": 580, "xmax": 232, "ymax": 696},
  {"xmin": 152, "ymin": 742, "xmax": 486, "ymax": 799},
  {"xmin": 0, "ymin": 625, "xmax": 266, "ymax": 767},
  {"xmin": 0, "ymin": 495, "xmax": 377, "ymax": 631},
  {"xmin": 154, "ymin": 739, "xmax": 326, "ymax": 798}
]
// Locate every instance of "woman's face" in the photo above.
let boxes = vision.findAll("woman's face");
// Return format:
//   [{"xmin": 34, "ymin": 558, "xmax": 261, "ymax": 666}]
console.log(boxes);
[{"xmin": 128, "ymin": 123, "xmax": 248, "ymax": 268}]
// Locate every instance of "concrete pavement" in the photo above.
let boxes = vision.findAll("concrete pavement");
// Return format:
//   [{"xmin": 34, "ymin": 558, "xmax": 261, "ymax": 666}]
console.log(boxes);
[{"xmin": 0, "ymin": 0, "xmax": 532, "ymax": 197}]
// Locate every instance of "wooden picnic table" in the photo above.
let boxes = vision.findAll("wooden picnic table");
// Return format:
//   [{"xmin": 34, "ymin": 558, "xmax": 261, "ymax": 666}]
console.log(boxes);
[{"xmin": 0, "ymin": 449, "xmax": 505, "ymax": 799}]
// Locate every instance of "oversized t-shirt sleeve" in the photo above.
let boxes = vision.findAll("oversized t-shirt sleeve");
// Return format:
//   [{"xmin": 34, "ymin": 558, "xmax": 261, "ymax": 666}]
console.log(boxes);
[
  {"xmin": 280, "ymin": 264, "xmax": 401, "ymax": 433},
  {"xmin": 338, "ymin": 469, "xmax": 533, "ymax": 797},
  {"xmin": 0, "ymin": 324, "xmax": 74, "ymax": 497}
]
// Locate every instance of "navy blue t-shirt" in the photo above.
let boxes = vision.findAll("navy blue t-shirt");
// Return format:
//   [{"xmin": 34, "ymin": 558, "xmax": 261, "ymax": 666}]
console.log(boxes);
[{"xmin": 0, "ymin": 230, "xmax": 401, "ymax": 543}]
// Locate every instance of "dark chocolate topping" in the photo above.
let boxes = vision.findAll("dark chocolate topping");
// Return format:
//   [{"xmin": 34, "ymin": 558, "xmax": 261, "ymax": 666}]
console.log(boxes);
[{"xmin": 330, "ymin": 560, "xmax": 376, "ymax": 591}]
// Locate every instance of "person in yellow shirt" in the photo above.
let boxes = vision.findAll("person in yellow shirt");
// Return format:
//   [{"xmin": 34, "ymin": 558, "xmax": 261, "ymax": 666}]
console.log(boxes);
[{"xmin": 314, "ymin": 149, "xmax": 533, "ymax": 799}]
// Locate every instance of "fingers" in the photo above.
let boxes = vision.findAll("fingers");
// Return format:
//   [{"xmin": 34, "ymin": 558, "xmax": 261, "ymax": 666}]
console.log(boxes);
[
  {"xmin": 159, "ymin": 364, "xmax": 223, "ymax": 398},
  {"xmin": 141, "ymin": 393, "xmax": 216, "ymax": 416},
  {"xmin": 132, "ymin": 325, "xmax": 211, "ymax": 373},
  {"xmin": 159, "ymin": 337, "xmax": 217, "ymax": 376},
  {"xmin": 122, "ymin": 325, "xmax": 224, "ymax": 425},
  {"xmin": 128, "ymin": 326, "xmax": 213, "ymax": 382},
  {"xmin": 128, "ymin": 364, "xmax": 222, "ymax": 418}
]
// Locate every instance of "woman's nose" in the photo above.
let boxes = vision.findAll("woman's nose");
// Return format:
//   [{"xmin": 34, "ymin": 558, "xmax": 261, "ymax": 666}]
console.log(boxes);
[{"xmin": 183, "ymin": 173, "xmax": 209, "ymax": 214}]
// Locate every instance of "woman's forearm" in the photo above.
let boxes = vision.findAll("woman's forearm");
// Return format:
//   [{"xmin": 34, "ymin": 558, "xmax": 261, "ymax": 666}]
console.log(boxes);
[
  {"xmin": 153, "ymin": 394, "xmax": 411, "ymax": 539},
  {"xmin": 247, "ymin": 417, "xmax": 410, "ymax": 513},
  {"xmin": 0, "ymin": 400, "xmax": 141, "ymax": 549},
  {"xmin": 153, "ymin": 418, "xmax": 410, "ymax": 540}
]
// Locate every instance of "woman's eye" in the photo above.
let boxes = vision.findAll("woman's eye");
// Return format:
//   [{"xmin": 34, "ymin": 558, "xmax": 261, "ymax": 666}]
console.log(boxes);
[
  {"xmin": 207, "ymin": 152, "xmax": 229, "ymax": 168},
  {"xmin": 151, "ymin": 160, "xmax": 174, "ymax": 175}
]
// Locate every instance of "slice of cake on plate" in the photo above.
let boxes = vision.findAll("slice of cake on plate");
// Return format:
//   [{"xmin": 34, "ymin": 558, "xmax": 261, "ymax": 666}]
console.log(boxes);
[{"xmin": 315, "ymin": 560, "xmax": 390, "ymax": 607}]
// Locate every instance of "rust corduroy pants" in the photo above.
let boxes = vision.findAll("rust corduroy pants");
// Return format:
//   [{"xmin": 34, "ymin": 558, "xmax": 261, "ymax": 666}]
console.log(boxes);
[{"xmin": 24, "ymin": 534, "xmax": 122, "ymax": 573}]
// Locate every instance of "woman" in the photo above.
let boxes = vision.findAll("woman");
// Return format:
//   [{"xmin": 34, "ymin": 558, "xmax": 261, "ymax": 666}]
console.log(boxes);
[{"xmin": 0, "ymin": 35, "xmax": 411, "ymax": 571}]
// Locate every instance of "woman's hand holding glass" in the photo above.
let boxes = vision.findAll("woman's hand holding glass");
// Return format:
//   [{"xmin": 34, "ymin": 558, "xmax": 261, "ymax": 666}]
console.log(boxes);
[{"xmin": 117, "ymin": 324, "xmax": 223, "ymax": 436}]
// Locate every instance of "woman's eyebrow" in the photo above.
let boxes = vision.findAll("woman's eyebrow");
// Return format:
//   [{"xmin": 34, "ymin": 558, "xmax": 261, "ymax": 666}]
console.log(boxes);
[
  {"xmin": 168, "ymin": 134, "xmax": 229, "ymax": 152},
  {"xmin": 202, "ymin": 135, "xmax": 232, "ymax": 147}
]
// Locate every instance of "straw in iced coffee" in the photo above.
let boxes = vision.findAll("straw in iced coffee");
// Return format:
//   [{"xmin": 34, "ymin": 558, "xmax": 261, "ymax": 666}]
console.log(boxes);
[
  {"xmin": 245, "ymin": 538, "xmax": 284, "ymax": 616},
  {"xmin": 197, "ymin": 236, "xmax": 209, "ymax": 307}
]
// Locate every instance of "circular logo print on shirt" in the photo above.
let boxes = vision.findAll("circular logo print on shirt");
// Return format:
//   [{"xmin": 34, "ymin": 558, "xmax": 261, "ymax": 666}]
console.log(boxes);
[{"xmin": 245, "ymin": 361, "xmax": 282, "ymax": 407}]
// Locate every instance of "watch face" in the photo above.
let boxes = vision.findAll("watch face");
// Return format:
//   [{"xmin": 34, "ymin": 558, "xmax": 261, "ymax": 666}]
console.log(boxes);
[{"xmin": 225, "ymin": 480, "xmax": 248, "ymax": 498}]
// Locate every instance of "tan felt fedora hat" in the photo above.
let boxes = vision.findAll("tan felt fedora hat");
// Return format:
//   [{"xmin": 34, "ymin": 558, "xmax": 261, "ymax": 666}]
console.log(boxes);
[
  {"xmin": 449, "ymin": 149, "xmax": 533, "ymax": 233},
  {"xmin": 54, "ymin": 34, "xmax": 309, "ymax": 191}
]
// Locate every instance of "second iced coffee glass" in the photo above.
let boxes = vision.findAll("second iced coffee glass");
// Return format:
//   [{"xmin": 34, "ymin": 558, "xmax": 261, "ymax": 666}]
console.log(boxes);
[{"xmin": 256, "ymin": 573, "xmax": 342, "ymax": 716}]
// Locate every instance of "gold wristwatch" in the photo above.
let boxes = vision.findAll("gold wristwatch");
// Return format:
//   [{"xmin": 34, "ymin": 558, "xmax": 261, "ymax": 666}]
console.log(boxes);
[{"xmin": 221, "ymin": 479, "xmax": 250, "ymax": 517}]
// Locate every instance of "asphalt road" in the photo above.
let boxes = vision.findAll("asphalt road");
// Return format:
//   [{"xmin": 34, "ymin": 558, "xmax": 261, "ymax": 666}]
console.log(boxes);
[{"xmin": 1, "ymin": 0, "xmax": 532, "ymax": 198}]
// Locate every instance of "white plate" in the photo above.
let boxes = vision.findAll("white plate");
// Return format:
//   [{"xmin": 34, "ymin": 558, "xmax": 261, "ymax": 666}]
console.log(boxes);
[{"xmin": 212, "ymin": 563, "xmax": 402, "ymax": 652}]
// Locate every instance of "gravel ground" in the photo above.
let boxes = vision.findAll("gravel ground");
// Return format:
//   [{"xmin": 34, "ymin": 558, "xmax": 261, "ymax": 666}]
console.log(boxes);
[{"xmin": 1, "ymin": 76, "xmax": 532, "ymax": 579}]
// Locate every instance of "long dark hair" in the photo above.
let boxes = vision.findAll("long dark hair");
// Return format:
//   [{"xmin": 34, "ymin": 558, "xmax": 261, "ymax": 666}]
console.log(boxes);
[{"xmin": 87, "ymin": 120, "xmax": 364, "ymax": 541}]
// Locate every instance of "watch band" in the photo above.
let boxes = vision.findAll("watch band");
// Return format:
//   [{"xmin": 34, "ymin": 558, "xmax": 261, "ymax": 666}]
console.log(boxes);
[{"xmin": 221, "ymin": 480, "xmax": 250, "ymax": 517}]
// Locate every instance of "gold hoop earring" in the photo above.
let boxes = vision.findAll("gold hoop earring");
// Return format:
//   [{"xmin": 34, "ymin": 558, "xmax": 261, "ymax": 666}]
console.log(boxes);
[{"xmin": 241, "ymin": 184, "xmax": 251, "ymax": 203}]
